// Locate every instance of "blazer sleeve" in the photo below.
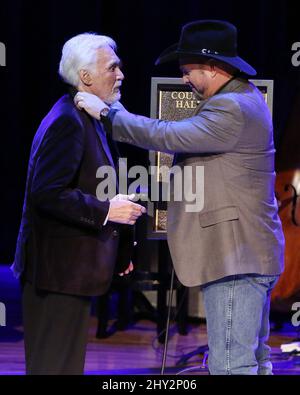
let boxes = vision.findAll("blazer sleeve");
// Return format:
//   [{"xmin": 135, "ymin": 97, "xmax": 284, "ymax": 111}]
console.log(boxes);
[
  {"xmin": 113, "ymin": 225, "xmax": 135, "ymax": 274},
  {"xmin": 111, "ymin": 95, "xmax": 244, "ymax": 154},
  {"xmin": 30, "ymin": 114, "xmax": 109, "ymax": 230}
]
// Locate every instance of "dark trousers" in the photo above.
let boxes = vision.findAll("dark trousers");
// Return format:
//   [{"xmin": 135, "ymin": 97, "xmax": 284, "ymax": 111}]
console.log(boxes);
[{"xmin": 22, "ymin": 281, "xmax": 91, "ymax": 375}]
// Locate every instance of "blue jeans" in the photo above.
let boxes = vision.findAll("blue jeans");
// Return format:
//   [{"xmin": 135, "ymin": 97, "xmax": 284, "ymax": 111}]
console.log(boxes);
[{"xmin": 202, "ymin": 274, "xmax": 279, "ymax": 375}]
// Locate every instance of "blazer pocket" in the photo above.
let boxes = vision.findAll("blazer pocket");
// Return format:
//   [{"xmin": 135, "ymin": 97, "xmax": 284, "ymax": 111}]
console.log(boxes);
[{"xmin": 199, "ymin": 206, "xmax": 239, "ymax": 228}]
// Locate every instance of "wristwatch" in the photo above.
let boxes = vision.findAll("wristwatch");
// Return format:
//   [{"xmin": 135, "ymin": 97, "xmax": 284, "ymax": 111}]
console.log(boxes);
[{"xmin": 99, "ymin": 107, "xmax": 110, "ymax": 120}]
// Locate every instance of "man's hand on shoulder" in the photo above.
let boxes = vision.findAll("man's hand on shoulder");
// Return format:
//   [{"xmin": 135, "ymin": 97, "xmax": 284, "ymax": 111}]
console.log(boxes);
[
  {"xmin": 74, "ymin": 92, "xmax": 108, "ymax": 120},
  {"xmin": 74, "ymin": 93, "xmax": 128, "ymax": 120}
]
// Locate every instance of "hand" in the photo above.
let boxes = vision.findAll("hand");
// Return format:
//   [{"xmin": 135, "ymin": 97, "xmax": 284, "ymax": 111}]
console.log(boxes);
[
  {"xmin": 118, "ymin": 261, "xmax": 134, "ymax": 277},
  {"xmin": 74, "ymin": 92, "xmax": 108, "ymax": 120},
  {"xmin": 108, "ymin": 194, "xmax": 146, "ymax": 225}
]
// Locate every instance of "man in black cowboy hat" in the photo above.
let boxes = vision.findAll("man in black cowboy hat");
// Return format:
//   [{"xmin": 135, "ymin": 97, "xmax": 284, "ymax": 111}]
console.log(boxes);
[{"xmin": 74, "ymin": 20, "xmax": 285, "ymax": 375}]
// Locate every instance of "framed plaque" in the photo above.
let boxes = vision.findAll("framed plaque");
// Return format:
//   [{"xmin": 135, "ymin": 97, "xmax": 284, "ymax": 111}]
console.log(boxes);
[{"xmin": 147, "ymin": 77, "xmax": 274, "ymax": 239}]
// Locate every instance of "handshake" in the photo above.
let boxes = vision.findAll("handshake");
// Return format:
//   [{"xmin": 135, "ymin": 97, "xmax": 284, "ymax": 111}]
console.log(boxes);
[{"xmin": 108, "ymin": 194, "xmax": 146, "ymax": 226}]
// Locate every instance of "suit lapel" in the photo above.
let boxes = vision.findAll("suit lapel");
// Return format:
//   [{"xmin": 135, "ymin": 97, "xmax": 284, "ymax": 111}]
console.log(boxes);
[{"xmin": 93, "ymin": 119, "xmax": 116, "ymax": 169}]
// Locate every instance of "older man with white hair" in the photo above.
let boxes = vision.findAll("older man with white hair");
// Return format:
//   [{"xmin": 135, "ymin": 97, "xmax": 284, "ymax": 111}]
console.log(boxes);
[{"xmin": 13, "ymin": 33, "xmax": 145, "ymax": 375}]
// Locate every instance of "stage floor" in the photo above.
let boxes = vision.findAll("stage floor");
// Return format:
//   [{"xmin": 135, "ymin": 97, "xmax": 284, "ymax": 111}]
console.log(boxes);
[
  {"xmin": 1, "ymin": 264, "xmax": 300, "ymax": 375},
  {"xmin": 1, "ymin": 317, "xmax": 300, "ymax": 375}
]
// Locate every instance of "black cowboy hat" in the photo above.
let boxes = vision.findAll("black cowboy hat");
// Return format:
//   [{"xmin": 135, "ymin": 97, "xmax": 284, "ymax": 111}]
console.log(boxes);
[{"xmin": 155, "ymin": 20, "xmax": 256, "ymax": 76}]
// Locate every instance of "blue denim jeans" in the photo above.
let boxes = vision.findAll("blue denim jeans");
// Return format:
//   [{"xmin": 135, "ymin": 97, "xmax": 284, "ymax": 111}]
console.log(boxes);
[{"xmin": 201, "ymin": 274, "xmax": 279, "ymax": 375}]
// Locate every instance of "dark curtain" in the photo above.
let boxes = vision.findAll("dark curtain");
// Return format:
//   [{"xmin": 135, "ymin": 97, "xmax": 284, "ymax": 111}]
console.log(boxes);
[{"xmin": 0, "ymin": 0, "xmax": 299, "ymax": 262}]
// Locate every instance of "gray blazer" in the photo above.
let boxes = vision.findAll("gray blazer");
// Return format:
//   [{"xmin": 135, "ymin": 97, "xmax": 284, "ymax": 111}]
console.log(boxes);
[{"xmin": 110, "ymin": 78, "xmax": 285, "ymax": 287}]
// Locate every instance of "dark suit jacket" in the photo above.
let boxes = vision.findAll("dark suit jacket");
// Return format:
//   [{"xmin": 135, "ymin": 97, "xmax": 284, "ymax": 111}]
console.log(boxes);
[{"xmin": 12, "ymin": 94, "xmax": 132, "ymax": 296}]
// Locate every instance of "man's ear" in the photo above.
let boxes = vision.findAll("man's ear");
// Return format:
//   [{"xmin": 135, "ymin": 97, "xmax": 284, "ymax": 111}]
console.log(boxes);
[
  {"xmin": 79, "ymin": 69, "xmax": 92, "ymax": 86},
  {"xmin": 208, "ymin": 60, "xmax": 217, "ymax": 78}
]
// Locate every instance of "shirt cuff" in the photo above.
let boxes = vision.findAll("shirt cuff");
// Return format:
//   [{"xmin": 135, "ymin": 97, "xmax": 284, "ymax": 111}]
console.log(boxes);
[{"xmin": 103, "ymin": 204, "xmax": 110, "ymax": 226}]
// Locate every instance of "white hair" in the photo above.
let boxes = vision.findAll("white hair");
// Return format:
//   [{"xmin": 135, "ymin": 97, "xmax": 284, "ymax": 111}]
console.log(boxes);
[{"xmin": 58, "ymin": 33, "xmax": 117, "ymax": 87}]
